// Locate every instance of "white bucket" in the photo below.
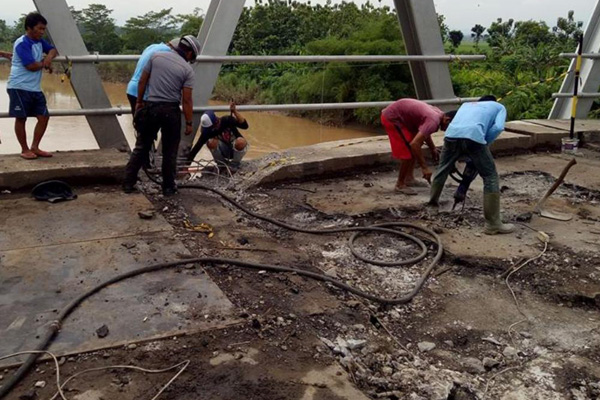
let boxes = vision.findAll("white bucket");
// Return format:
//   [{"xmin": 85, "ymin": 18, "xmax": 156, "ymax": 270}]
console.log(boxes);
[{"xmin": 561, "ymin": 137, "xmax": 579, "ymax": 155}]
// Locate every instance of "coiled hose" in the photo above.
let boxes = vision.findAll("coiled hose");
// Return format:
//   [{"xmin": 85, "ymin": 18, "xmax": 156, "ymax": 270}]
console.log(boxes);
[{"xmin": 0, "ymin": 182, "xmax": 443, "ymax": 399}]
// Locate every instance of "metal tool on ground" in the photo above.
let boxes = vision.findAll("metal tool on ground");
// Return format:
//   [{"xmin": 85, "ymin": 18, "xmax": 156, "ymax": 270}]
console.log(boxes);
[
  {"xmin": 451, "ymin": 159, "xmax": 479, "ymax": 211},
  {"xmin": 534, "ymin": 158, "xmax": 577, "ymax": 221}
]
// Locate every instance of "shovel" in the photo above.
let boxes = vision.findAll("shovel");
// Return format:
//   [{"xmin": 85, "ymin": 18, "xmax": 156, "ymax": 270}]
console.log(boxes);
[{"xmin": 534, "ymin": 158, "xmax": 577, "ymax": 221}]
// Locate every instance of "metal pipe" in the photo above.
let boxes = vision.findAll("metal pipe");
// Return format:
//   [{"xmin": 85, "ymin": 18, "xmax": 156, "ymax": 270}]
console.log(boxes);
[
  {"xmin": 0, "ymin": 54, "xmax": 486, "ymax": 64},
  {"xmin": 552, "ymin": 92, "xmax": 600, "ymax": 98},
  {"xmin": 560, "ymin": 53, "xmax": 600, "ymax": 59},
  {"xmin": 0, "ymin": 98, "xmax": 477, "ymax": 118},
  {"xmin": 570, "ymin": 34, "xmax": 584, "ymax": 139}
]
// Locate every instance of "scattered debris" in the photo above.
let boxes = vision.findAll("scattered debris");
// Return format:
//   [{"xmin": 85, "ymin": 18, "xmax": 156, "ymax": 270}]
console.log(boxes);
[
  {"xmin": 138, "ymin": 210, "xmax": 155, "ymax": 220},
  {"xmin": 33, "ymin": 381, "xmax": 46, "ymax": 389},
  {"xmin": 417, "ymin": 341, "xmax": 436, "ymax": 353},
  {"xmin": 120, "ymin": 242, "xmax": 136, "ymax": 250},
  {"xmin": 516, "ymin": 212, "xmax": 533, "ymax": 222},
  {"xmin": 95, "ymin": 324, "xmax": 109, "ymax": 339}
]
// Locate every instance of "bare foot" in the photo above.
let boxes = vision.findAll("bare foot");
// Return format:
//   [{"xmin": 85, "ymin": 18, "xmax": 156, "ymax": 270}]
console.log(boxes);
[
  {"xmin": 31, "ymin": 149, "xmax": 52, "ymax": 157},
  {"xmin": 20, "ymin": 151, "xmax": 38, "ymax": 160},
  {"xmin": 394, "ymin": 185, "xmax": 418, "ymax": 196}
]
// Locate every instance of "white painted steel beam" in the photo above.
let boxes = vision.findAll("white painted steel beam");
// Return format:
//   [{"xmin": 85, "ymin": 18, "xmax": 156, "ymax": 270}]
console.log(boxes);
[
  {"xmin": 33, "ymin": 0, "xmax": 128, "ymax": 150},
  {"xmin": 392, "ymin": 0, "xmax": 456, "ymax": 105},
  {"xmin": 550, "ymin": 0, "xmax": 600, "ymax": 119}
]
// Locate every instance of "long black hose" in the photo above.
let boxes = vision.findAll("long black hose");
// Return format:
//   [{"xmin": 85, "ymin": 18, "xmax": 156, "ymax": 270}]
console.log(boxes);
[{"xmin": 0, "ymin": 182, "xmax": 443, "ymax": 398}]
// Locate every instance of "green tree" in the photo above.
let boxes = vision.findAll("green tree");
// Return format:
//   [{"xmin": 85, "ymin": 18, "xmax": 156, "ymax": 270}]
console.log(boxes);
[
  {"xmin": 122, "ymin": 9, "xmax": 177, "ymax": 53},
  {"xmin": 0, "ymin": 19, "xmax": 11, "ymax": 50},
  {"xmin": 176, "ymin": 7, "xmax": 204, "ymax": 36},
  {"xmin": 9, "ymin": 14, "xmax": 29, "ymax": 42},
  {"xmin": 514, "ymin": 20, "xmax": 552, "ymax": 47},
  {"xmin": 471, "ymin": 24, "xmax": 485, "ymax": 48},
  {"xmin": 553, "ymin": 10, "xmax": 583, "ymax": 47},
  {"xmin": 438, "ymin": 14, "xmax": 449, "ymax": 42},
  {"xmin": 75, "ymin": 4, "xmax": 122, "ymax": 54},
  {"xmin": 487, "ymin": 18, "xmax": 514, "ymax": 48},
  {"xmin": 448, "ymin": 30, "xmax": 464, "ymax": 49}
]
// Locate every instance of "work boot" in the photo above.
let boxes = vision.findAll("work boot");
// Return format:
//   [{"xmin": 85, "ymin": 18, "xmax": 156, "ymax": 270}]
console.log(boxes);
[
  {"xmin": 483, "ymin": 193, "xmax": 515, "ymax": 235},
  {"xmin": 122, "ymin": 184, "xmax": 138, "ymax": 194},
  {"xmin": 428, "ymin": 181, "xmax": 445, "ymax": 206},
  {"xmin": 163, "ymin": 187, "xmax": 178, "ymax": 196}
]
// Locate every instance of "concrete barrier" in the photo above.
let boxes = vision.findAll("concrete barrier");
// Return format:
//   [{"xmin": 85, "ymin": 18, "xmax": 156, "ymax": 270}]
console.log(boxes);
[
  {"xmin": 0, "ymin": 149, "xmax": 128, "ymax": 190},
  {"xmin": 244, "ymin": 130, "xmax": 534, "ymax": 187}
]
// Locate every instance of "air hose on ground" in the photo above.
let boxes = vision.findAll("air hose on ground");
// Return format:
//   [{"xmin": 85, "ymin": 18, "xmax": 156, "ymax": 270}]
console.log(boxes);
[{"xmin": 0, "ymin": 182, "xmax": 443, "ymax": 399}]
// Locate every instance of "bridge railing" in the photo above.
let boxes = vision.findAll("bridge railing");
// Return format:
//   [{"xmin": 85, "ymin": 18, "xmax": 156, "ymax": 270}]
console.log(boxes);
[
  {"xmin": 554, "ymin": 53, "xmax": 600, "ymax": 99},
  {"xmin": 0, "ymin": 54, "xmax": 484, "ymax": 118}
]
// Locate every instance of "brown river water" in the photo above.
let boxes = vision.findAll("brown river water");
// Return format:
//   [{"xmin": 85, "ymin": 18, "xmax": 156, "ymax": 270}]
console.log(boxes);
[{"xmin": 0, "ymin": 66, "xmax": 380, "ymax": 158}]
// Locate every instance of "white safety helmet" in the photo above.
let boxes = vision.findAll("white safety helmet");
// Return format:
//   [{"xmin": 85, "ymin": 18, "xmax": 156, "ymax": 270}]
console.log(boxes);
[{"xmin": 179, "ymin": 35, "xmax": 201, "ymax": 63}]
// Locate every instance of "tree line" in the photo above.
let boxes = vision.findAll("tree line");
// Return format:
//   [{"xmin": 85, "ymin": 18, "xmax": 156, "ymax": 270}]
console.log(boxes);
[{"xmin": 0, "ymin": 1, "xmax": 591, "ymax": 123}]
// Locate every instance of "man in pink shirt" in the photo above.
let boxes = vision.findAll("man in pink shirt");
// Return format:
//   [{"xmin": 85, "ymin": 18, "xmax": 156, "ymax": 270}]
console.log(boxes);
[{"xmin": 381, "ymin": 99, "xmax": 456, "ymax": 195}]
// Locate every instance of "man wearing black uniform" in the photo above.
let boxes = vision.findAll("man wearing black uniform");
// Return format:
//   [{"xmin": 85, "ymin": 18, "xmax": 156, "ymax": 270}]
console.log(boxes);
[{"xmin": 187, "ymin": 101, "xmax": 249, "ymax": 169}]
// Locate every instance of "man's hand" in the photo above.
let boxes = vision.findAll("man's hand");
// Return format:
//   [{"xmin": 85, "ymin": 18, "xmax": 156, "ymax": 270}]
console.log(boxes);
[
  {"xmin": 431, "ymin": 147, "xmax": 440, "ymax": 164},
  {"xmin": 422, "ymin": 167, "xmax": 432, "ymax": 184},
  {"xmin": 185, "ymin": 124, "xmax": 193, "ymax": 136},
  {"xmin": 135, "ymin": 101, "xmax": 144, "ymax": 113},
  {"xmin": 229, "ymin": 100, "xmax": 236, "ymax": 114},
  {"xmin": 0, "ymin": 51, "xmax": 12, "ymax": 61},
  {"xmin": 42, "ymin": 57, "xmax": 53, "ymax": 73}
]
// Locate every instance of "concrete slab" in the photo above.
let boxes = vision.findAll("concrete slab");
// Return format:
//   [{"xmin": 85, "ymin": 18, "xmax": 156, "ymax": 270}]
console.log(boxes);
[
  {"xmin": 0, "ymin": 149, "xmax": 128, "ymax": 190},
  {"xmin": 489, "ymin": 131, "xmax": 532, "ymax": 153},
  {"xmin": 505, "ymin": 120, "xmax": 568, "ymax": 135},
  {"xmin": 524, "ymin": 119, "xmax": 600, "ymax": 134},
  {"xmin": 0, "ymin": 191, "xmax": 166, "ymax": 251},
  {"xmin": 504, "ymin": 121, "xmax": 568, "ymax": 148},
  {"xmin": 244, "ymin": 132, "xmax": 534, "ymax": 188},
  {"xmin": 0, "ymin": 192, "xmax": 235, "ymax": 366},
  {"xmin": 498, "ymin": 153, "xmax": 600, "ymax": 191}
]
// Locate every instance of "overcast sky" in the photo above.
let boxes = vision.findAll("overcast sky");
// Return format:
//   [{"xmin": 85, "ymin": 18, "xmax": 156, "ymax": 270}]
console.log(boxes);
[{"xmin": 0, "ymin": 0, "xmax": 595, "ymax": 33}]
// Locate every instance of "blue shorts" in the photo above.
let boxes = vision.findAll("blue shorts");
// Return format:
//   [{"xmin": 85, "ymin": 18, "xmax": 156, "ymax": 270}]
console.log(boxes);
[{"xmin": 7, "ymin": 89, "xmax": 49, "ymax": 119}]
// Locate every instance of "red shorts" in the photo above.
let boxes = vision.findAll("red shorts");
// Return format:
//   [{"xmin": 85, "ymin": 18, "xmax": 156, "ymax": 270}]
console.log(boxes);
[{"xmin": 381, "ymin": 113, "xmax": 414, "ymax": 160}]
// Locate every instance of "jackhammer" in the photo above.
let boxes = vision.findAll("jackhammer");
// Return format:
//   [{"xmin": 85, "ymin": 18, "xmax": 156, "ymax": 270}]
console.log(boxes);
[{"xmin": 450, "ymin": 159, "xmax": 479, "ymax": 211}]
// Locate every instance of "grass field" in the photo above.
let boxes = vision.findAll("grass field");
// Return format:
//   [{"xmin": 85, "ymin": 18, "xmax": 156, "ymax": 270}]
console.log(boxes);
[{"xmin": 448, "ymin": 40, "xmax": 490, "ymax": 54}]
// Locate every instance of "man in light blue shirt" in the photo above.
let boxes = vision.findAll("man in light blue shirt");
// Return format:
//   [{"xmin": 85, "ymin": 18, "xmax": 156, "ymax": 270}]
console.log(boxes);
[
  {"xmin": 7, "ymin": 12, "xmax": 57, "ymax": 159},
  {"xmin": 125, "ymin": 38, "xmax": 178, "ymax": 113},
  {"xmin": 428, "ymin": 96, "xmax": 514, "ymax": 235}
]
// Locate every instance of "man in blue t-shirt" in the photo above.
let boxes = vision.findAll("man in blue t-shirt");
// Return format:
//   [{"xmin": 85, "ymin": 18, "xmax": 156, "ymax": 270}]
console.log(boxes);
[
  {"xmin": 126, "ymin": 38, "xmax": 179, "ymax": 114},
  {"xmin": 7, "ymin": 12, "xmax": 57, "ymax": 160},
  {"xmin": 428, "ymin": 95, "xmax": 514, "ymax": 235}
]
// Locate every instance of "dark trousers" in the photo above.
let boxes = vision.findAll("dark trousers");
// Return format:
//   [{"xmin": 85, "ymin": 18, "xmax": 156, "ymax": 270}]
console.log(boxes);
[
  {"xmin": 127, "ymin": 94, "xmax": 137, "ymax": 115},
  {"xmin": 124, "ymin": 102, "xmax": 181, "ymax": 190},
  {"xmin": 430, "ymin": 138, "xmax": 499, "ymax": 203}
]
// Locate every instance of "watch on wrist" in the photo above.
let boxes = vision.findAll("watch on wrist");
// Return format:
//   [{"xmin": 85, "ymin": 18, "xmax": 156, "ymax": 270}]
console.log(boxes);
[{"xmin": 185, "ymin": 121, "xmax": 193, "ymax": 126}]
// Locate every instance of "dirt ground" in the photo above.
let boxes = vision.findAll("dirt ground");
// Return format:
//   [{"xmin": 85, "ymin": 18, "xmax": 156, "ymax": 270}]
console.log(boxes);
[{"xmin": 3, "ymin": 150, "xmax": 600, "ymax": 400}]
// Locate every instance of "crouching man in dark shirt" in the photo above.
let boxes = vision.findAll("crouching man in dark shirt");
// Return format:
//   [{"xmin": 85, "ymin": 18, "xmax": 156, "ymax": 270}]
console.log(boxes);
[{"xmin": 187, "ymin": 101, "xmax": 249, "ymax": 170}]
